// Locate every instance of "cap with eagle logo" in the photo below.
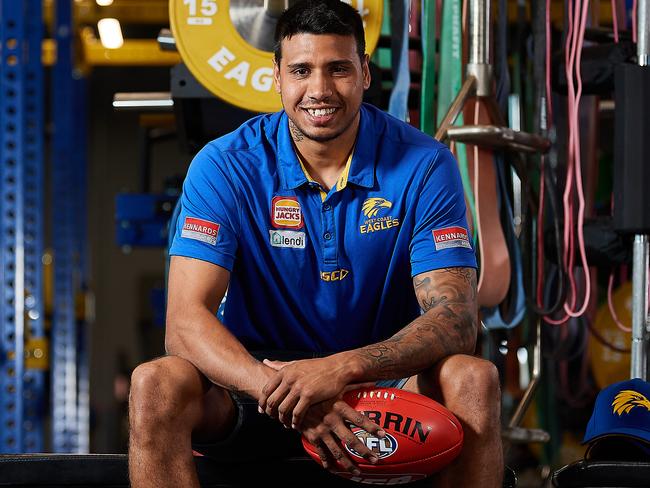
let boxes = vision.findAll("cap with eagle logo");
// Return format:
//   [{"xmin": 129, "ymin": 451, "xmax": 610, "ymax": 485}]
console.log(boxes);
[{"xmin": 583, "ymin": 378, "xmax": 650, "ymax": 450}]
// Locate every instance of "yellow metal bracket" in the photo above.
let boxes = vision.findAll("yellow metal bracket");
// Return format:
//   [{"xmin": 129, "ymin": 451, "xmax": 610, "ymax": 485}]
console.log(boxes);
[{"xmin": 25, "ymin": 337, "xmax": 49, "ymax": 370}]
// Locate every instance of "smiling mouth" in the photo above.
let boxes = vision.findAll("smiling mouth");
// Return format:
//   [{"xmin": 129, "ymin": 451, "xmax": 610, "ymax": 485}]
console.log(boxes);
[{"xmin": 303, "ymin": 107, "xmax": 338, "ymax": 117}]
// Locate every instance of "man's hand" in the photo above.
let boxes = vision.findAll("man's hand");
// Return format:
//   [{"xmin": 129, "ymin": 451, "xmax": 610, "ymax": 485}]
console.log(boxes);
[
  {"xmin": 259, "ymin": 357, "xmax": 363, "ymax": 428},
  {"xmin": 300, "ymin": 397, "xmax": 385, "ymax": 475}
]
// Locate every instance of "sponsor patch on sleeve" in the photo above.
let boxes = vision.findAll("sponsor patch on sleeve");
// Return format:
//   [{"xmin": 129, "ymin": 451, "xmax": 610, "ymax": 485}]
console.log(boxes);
[
  {"xmin": 432, "ymin": 226, "xmax": 471, "ymax": 251},
  {"xmin": 181, "ymin": 217, "xmax": 220, "ymax": 245}
]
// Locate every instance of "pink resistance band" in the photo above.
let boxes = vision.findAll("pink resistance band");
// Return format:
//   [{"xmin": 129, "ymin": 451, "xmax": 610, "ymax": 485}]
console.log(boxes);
[{"xmin": 545, "ymin": 0, "xmax": 592, "ymax": 325}]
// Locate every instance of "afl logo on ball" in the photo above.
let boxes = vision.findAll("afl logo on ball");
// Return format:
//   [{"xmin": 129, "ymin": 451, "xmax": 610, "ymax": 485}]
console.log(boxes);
[{"xmin": 346, "ymin": 428, "xmax": 398, "ymax": 460}]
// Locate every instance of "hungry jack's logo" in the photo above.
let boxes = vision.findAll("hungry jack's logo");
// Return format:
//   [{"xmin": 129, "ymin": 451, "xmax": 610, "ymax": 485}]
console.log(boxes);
[
  {"xmin": 359, "ymin": 197, "xmax": 400, "ymax": 234},
  {"xmin": 271, "ymin": 196, "xmax": 303, "ymax": 229}
]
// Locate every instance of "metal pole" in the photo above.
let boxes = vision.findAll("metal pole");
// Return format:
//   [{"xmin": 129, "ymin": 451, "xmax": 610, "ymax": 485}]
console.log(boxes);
[
  {"xmin": 466, "ymin": 0, "xmax": 492, "ymax": 96},
  {"xmin": 509, "ymin": 320, "xmax": 542, "ymax": 428},
  {"xmin": 265, "ymin": 0, "xmax": 290, "ymax": 17},
  {"xmin": 631, "ymin": 236, "xmax": 649, "ymax": 379},
  {"xmin": 434, "ymin": 77, "xmax": 476, "ymax": 140},
  {"xmin": 630, "ymin": 0, "xmax": 649, "ymax": 380},
  {"xmin": 52, "ymin": 0, "xmax": 80, "ymax": 452},
  {"xmin": 0, "ymin": 0, "xmax": 26, "ymax": 453},
  {"xmin": 638, "ymin": 0, "xmax": 648, "ymax": 67}
]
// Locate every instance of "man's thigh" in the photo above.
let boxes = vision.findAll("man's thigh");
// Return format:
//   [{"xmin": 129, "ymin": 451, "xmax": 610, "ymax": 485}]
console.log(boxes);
[
  {"xmin": 190, "ymin": 351, "xmax": 317, "ymax": 460},
  {"xmin": 401, "ymin": 353, "xmax": 497, "ymax": 404},
  {"xmin": 192, "ymin": 387, "xmax": 305, "ymax": 461},
  {"xmin": 189, "ymin": 352, "xmax": 424, "ymax": 461}
]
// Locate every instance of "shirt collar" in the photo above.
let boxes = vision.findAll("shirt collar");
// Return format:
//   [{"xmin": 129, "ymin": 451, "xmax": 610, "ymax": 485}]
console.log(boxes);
[{"xmin": 276, "ymin": 104, "xmax": 377, "ymax": 191}]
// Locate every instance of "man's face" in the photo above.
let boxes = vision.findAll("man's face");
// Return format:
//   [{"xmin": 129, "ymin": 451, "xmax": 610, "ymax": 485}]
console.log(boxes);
[{"xmin": 273, "ymin": 33, "xmax": 371, "ymax": 143}]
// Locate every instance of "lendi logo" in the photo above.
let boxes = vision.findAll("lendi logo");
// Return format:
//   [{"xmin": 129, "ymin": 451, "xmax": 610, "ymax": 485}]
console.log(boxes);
[{"xmin": 269, "ymin": 230, "xmax": 305, "ymax": 249}]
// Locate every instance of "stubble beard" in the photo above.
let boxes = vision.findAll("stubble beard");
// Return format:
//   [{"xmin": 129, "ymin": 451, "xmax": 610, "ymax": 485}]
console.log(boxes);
[{"xmin": 287, "ymin": 108, "xmax": 359, "ymax": 144}]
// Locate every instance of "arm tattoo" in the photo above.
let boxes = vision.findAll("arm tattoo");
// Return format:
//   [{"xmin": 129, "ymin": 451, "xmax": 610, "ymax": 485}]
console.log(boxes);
[
  {"xmin": 289, "ymin": 119, "xmax": 304, "ymax": 142},
  {"xmin": 355, "ymin": 267, "xmax": 477, "ymax": 379}
]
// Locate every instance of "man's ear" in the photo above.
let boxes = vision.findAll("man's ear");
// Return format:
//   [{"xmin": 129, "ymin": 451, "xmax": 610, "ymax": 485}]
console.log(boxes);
[
  {"xmin": 273, "ymin": 59, "xmax": 281, "ymax": 94},
  {"xmin": 362, "ymin": 53, "xmax": 371, "ymax": 90}
]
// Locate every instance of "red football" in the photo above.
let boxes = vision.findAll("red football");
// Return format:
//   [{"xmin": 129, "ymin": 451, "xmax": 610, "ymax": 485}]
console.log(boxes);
[{"xmin": 302, "ymin": 387, "xmax": 463, "ymax": 485}]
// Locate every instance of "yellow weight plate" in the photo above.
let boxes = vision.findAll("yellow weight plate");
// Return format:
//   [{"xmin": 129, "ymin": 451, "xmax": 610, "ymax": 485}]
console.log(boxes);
[
  {"xmin": 589, "ymin": 281, "xmax": 632, "ymax": 389},
  {"xmin": 170, "ymin": 0, "xmax": 383, "ymax": 113}
]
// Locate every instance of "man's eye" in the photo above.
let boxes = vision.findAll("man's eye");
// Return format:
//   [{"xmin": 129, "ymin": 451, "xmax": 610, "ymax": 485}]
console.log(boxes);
[{"xmin": 292, "ymin": 68, "xmax": 309, "ymax": 76}]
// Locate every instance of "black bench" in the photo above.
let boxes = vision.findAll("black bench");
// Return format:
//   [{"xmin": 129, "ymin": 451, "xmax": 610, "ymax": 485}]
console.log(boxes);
[
  {"xmin": 0, "ymin": 454, "xmax": 517, "ymax": 487},
  {"xmin": 552, "ymin": 460, "xmax": 650, "ymax": 488}
]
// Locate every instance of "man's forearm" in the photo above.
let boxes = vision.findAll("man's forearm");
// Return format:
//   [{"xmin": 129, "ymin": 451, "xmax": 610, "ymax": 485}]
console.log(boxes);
[
  {"xmin": 165, "ymin": 308, "xmax": 271, "ymax": 400},
  {"xmin": 342, "ymin": 267, "xmax": 478, "ymax": 382}
]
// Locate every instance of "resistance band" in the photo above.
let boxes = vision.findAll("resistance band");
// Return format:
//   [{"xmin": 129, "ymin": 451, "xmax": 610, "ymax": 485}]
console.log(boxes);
[
  {"xmin": 419, "ymin": 0, "xmax": 436, "ymax": 135},
  {"xmin": 468, "ymin": 100, "xmax": 511, "ymax": 307},
  {"xmin": 388, "ymin": 0, "xmax": 411, "ymax": 121},
  {"xmin": 546, "ymin": 0, "xmax": 592, "ymax": 325},
  {"xmin": 437, "ymin": 0, "xmax": 477, "ymax": 241},
  {"xmin": 482, "ymin": 154, "xmax": 526, "ymax": 329}
]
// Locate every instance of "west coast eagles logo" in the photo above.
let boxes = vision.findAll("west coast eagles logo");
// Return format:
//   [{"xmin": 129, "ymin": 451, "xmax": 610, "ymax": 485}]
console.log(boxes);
[
  {"xmin": 612, "ymin": 390, "xmax": 650, "ymax": 415},
  {"xmin": 359, "ymin": 198, "xmax": 400, "ymax": 234},
  {"xmin": 362, "ymin": 198, "xmax": 392, "ymax": 218}
]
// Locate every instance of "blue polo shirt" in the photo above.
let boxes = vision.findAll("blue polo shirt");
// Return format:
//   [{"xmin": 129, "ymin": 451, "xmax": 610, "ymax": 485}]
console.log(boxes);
[{"xmin": 169, "ymin": 103, "xmax": 476, "ymax": 352}]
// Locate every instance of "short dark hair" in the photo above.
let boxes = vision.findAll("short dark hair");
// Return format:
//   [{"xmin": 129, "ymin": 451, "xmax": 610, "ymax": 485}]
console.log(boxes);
[{"xmin": 273, "ymin": 0, "xmax": 366, "ymax": 64}]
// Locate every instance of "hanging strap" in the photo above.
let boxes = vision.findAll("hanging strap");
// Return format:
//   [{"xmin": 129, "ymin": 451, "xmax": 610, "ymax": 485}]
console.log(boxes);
[
  {"xmin": 437, "ymin": 0, "xmax": 477, "ymax": 240},
  {"xmin": 388, "ymin": 0, "xmax": 411, "ymax": 121},
  {"xmin": 494, "ymin": 0, "xmax": 511, "ymax": 116},
  {"xmin": 466, "ymin": 99, "xmax": 512, "ymax": 307},
  {"xmin": 482, "ymin": 154, "xmax": 526, "ymax": 329},
  {"xmin": 419, "ymin": 0, "xmax": 437, "ymax": 135}
]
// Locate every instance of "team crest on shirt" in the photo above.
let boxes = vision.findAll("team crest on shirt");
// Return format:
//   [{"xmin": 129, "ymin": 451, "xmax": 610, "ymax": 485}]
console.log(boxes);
[
  {"xmin": 181, "ymin": 217, "xmax": 220, "ymax": 245},
  {"xmin": 432, "ymin": 226, "xmax": 471, "ymax": 250},
  {"xmin": 359, "ymin": 197, "xmax": 400, "ymax": 234},
  {"xmin": 271, "ymin": 196, "xmax": 304, "ymax": 229}
]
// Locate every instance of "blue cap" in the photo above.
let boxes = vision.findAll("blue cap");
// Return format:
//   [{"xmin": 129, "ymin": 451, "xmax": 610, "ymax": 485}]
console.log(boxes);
[{"xmin": 583, "ymin": 378, "xmax": 650, "ymax": 446}]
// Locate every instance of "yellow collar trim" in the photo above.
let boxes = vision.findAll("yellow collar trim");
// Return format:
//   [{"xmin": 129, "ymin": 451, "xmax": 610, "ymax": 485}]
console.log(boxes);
[
  {"xmin": 295, "ymin": 149, "xmax": 354, "ymax": 193},
  {"xmin": 336, "ymin": 151, "xmax": 353, "ymax": 191}
]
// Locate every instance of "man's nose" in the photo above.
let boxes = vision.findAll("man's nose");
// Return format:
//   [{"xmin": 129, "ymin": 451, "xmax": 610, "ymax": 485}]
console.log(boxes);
[{"xmin": 307, "ymin": 71, "xmax": 333, "ymax": 101}]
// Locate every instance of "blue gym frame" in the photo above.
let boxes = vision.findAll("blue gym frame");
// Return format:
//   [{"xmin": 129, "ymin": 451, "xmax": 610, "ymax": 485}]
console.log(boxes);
[
  {"xmin": 51, "ymin": 0, "xmax": 90, "ymax": 453},
  {"xmin": 0, "ymin": 0, "xmax": 88, "ymax": 453},
  {"xmin": 0, "ymin": 0, "xmax": 46, "ymax": 453}
]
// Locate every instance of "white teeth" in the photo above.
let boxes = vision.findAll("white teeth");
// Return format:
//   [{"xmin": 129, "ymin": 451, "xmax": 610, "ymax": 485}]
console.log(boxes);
[{"xmin": 307, "ymin": 108, "xmax": 336, "ymax": 117}]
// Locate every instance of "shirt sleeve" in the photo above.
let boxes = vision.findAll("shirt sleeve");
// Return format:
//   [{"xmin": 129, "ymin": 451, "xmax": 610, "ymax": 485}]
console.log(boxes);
[
  {"xmin": 410, "ymin": 147, "xmax": 477, "ymax": 277},
  {"xmin": 169, "ymin": 144, "xmax": 240, "ymax": 271}
]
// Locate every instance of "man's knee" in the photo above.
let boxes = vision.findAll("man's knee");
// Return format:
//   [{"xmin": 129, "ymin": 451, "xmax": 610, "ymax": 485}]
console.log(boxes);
[
  {"xmin": 433, "ymin": 355, "xmax": 501, "ymax": 434},
  {"xmin": 129, "ymin": 356, "xmax": 204, "ymax": 430},
  {"xmin": 439, "ymin": 355, "xmax": 500, "ymax": 404}
]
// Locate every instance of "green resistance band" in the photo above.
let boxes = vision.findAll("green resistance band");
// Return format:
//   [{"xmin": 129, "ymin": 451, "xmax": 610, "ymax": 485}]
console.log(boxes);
[
  {"xmin": 419, "ymin": 0, "xmax": 436, "ymax": 136},
  {"xmin": 437, "ymin": 0, "xmax": 477, "ymax": 242}
]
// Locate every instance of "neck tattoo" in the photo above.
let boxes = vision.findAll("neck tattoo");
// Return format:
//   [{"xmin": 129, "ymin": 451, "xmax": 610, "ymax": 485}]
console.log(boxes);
[{"xmin": 289, "ymin": 119, "xmax": 305, "ymax": 142}]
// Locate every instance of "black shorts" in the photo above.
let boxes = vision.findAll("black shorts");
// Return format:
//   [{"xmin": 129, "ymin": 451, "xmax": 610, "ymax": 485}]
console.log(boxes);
[{"xmin": 191, "ymin": 351, "xmax": 408, "ymax": 461}]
